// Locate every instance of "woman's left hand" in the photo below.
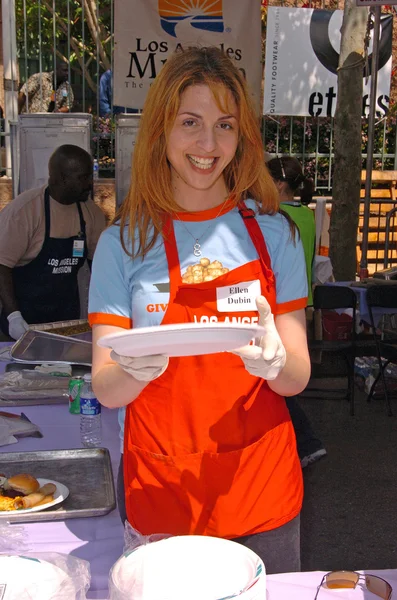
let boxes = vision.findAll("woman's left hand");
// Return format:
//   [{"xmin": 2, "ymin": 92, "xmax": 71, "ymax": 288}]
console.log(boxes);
[{"xmin": 231, "ymin": 296, "xmax": 286, "ymax": 380}]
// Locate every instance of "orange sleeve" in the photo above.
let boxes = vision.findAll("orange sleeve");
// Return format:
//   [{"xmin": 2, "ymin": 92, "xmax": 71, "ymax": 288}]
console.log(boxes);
[
  {"xmin": 88, "ymin": 312, "xmax": 132, "ymax": 329},
  {"xmin": 275, "ymin": 297, "xmax": 308, "ymax": 315}
]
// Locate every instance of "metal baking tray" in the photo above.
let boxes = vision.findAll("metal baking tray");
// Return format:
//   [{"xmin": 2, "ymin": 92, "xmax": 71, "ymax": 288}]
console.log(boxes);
[
  {"xmin": 0, "ymin": 393, "xmax": 68, "ymax": 407},
  {"xmin": 30, "ymin": 318, "xmax": 90, "ymax": 332},
  {"xmin": 0, "ymin": 448, "xmax": 115, "ymax": 522},
  {"xmin": 30, "ymin": 319, "xmax": 92, "ymax": 342},
  {"xmin": 10, "ymin": 330, "xmax": 92, "ymax": 366},
  {"xmin": 5, "ymin": 363, "xmax": 90, "ymax": 375}
]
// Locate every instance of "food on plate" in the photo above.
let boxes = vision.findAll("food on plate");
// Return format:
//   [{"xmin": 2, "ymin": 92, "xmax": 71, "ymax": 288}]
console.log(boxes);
[
  {"xmin": 13, "ymin": 491, "xmax": 55, "ymax": 510},
  {"xmin": 0, "ymin": 496, "xmax": 23, "ymax": 511},
  {"xmin": 0, "ymin": 474, "xmax": 57, "ymax": 511},
  {"xmin": 38, "ymin": 482, "xmax": 56, "ymax": 496},
  {"xmin": 182, "ymin": 258, "xmax": 229, "ymax": 284},
  {"xmin": 0, "ymin": 473, "xmax": 40, "ymax": 495},
  {"xmin": 35, "ymin": 494, "xmax": 54, "ymax": 507}
]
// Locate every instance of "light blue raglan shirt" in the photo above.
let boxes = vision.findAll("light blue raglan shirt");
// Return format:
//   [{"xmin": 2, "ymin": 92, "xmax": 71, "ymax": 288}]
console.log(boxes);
[{"xmin": 88, "ymin": 200, "xmax": 308, "ymax": 451}]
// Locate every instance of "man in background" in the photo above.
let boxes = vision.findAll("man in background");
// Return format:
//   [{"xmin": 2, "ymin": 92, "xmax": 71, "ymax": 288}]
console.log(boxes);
[
  {"xmin": 0, "ymin": 145, "xmax": 106, "ymax": 339},
  {"xmin": 99, "ymin": 69, "xmax": 137, "ymax": 117},
  {"xmin": 18, "ymin": 62, "xmax": 74, "ymax": 114}
]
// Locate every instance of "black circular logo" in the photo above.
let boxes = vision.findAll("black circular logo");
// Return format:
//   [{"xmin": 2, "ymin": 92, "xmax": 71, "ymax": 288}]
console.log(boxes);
[{"xmin": 309, "ymin": 10, "xmax": 392, "ymax": 77}]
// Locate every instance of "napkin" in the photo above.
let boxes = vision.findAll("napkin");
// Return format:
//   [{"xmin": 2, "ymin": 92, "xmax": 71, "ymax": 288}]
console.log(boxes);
[
  {"xmin": 0, "ymin": 417, "xmax": 18, "ymax": 446},
  {"xmin": 0, "ymin": 412, "xmax": 42, "ymax": 447},
  {"xmin": 34, "ymin": 363, "xmax": 72, "ymax": 376}
]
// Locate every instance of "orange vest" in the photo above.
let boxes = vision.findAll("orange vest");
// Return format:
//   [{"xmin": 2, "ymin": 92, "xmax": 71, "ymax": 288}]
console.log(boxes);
[{"xmin": 124, "ymin": 203, "xmax": 303, "ymax": 538}]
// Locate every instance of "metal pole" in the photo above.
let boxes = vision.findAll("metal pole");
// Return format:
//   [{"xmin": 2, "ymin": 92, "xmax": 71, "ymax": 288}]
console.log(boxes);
[
  {"xmin": 9, "ymin": 121, "xmax": 19, "ymax": 199},
  {"xmin": 360, "ymin": 6, "xmax": 381, "ymax": 280},
  {"xmin": 38, "ymin": 0, "xmax": 43, "ymax": 108},
  {"xmin": 53, "ymin": 0, "xmax": 57, "ymax": 97},
  {"xmin": 2, "ymin": 0, "xmax": 18, "ymax": 179},
  {"xmin": 23, "ymin": 0, "xmax": 29, "ymax": 112}
]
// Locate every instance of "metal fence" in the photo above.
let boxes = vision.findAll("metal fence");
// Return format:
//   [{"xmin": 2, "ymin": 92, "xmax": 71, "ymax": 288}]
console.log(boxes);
[
  {"xmin": 6, "ymin": 0, "xmax": 396, "ymax": 181},
  {"xmin": 0, "ymin": 0, "xmax": 396, "ymax": 270},
  {"xmin": 12, "ymin": 0, "xmax": 116, "ymax": 176},
  {"xmin": 262, "ymin": 114, "xmax": 397, "ymax": 192}
]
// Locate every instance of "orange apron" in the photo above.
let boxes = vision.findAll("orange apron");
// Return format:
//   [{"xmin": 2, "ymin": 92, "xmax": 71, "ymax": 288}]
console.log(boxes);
[{"xmin": 124, "ymin": 203, "xmax": 303, "ymax": 538}]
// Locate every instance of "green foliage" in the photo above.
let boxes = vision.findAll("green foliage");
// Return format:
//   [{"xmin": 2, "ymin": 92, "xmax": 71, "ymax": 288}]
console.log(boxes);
[{"xmin": 15, "ymin": 0, "xmax": 112, "ymax": 89}]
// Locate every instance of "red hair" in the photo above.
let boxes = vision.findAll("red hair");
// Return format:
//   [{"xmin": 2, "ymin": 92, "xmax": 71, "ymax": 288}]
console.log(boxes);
[{"xmin": 115, "ymin": 47, "xmax": 279, "ymax": 258}]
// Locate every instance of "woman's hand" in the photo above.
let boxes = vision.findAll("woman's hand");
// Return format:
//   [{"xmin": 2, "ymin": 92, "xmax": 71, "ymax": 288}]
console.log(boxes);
[
  {"xmin": 231, "ymin": 296, "xmax": 286, "ymax": 380},
  {"xmin": 92, "ymin": 324, "xmax": 158, "ymax": 408},
  {"xmin": 110, "ymin": 351, "xmax": 169, "ymax": 382}
]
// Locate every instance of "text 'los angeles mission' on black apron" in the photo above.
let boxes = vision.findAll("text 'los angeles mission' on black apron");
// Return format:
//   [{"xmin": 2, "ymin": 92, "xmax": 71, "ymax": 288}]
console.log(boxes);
[{"xmin": 2, "ymin": 187, "xmax": 88, "ymax": 330}]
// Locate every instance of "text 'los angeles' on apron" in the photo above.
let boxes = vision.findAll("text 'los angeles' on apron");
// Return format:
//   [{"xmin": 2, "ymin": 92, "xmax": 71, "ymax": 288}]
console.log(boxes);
[
  {"xmin": 6, "ymin": 187, "xmax": 88, "ymax": 327},
  {"xmin": 124, "ymin": 202, "xmax": 303, "ymax": 539}
]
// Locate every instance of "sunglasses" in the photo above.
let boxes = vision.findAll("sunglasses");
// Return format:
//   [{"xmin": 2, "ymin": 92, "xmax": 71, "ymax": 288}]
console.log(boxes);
[{"xmin": 314, "ymin": 571, "xmax": 392, "ymax": 599}]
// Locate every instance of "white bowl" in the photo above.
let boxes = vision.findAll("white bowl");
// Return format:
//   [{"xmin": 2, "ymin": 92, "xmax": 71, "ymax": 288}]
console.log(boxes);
[{"xmin": 109, "ymin": 535, "xmax": 266, "ymax": 600}]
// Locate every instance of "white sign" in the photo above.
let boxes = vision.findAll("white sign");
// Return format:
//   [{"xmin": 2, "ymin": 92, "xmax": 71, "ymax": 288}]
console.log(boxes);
[
  {"xmin": 263, "ymin": 7, "xmax": 392, "ymax": 117},
  {"xmin": 114, "ymin": 0, "xmax": 262, "ymax": 112},
  {"xmin": 216, "ymin": 280, "xmax": 261, "ymax": 313}
]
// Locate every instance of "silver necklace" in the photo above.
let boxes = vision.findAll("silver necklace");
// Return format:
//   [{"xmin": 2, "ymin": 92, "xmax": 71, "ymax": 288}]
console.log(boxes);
[{"xmin": 174, "ymin": 199, "xmax": 229, "ymax": 257}]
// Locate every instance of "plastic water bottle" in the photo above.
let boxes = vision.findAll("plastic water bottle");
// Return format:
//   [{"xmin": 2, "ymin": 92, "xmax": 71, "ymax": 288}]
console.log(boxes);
[
  {"xmin": 80, "ymin": 373, "xmax": 102, "ymax": 448},
  {"xmin": 93, "ymin": 159, "xmax": 99, "ymax": 180}
]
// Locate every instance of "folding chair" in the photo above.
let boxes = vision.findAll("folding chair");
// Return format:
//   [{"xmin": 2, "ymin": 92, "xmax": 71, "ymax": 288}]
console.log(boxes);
[
  {"xmin": 306, "ymin": 285, "xmax": 358, "ymax": 415},
  {"xmin": 365, "ymin": 284, "xmax": 397, "ymax": 416}
]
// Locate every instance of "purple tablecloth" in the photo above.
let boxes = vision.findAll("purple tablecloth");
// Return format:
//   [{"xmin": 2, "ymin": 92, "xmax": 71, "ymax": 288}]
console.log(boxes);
[
  {"xmin": 0, "ymin": 343, "xmax": 124, "ymax": 598},
  {"xmin": 2, "ymin": 344, "xmax": 396, "ymax": 598}
]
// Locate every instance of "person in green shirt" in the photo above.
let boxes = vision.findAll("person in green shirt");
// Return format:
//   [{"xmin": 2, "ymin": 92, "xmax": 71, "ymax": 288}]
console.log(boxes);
[
  {"xmin": 267, "ymin": 156, "xmax": 326, "ymax": 468},
  {"xmin": 267, "ymin": 156, "xmax": 315, "ymax": 305}
]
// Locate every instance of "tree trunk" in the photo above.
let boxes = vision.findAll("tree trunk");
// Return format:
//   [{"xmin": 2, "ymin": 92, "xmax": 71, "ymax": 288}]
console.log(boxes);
[{"xmin": 330, "ymin": 1, "xmax": 368, "ymax": 280}]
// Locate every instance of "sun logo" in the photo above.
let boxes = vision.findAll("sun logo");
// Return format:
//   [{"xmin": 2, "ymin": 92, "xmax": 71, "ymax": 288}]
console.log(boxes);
[{"xmin": 158, "ymin": 0, "xmax": 224, "ymax": 39}]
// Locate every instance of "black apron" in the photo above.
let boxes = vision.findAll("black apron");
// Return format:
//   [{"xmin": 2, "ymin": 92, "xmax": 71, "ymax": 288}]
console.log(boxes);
[{"xmin": 1, "ymin": 187, "xmax": 88, "ymax": 331}]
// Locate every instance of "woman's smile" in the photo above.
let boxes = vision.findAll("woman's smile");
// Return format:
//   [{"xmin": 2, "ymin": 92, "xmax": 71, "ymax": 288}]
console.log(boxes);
[{"xmin": 186, "ymin": 154, "xmax": 218, "ymax": 172}]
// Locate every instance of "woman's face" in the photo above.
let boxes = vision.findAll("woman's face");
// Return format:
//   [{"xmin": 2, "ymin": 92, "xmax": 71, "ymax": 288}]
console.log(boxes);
[{"xmin": 166, "ymin": 84, "xmax": 239, "ymax": 198}]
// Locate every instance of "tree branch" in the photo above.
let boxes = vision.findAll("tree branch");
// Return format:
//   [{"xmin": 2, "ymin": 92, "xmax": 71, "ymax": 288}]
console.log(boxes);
[{"xmin": 79, "ymin": 0, "xmax": 110, "ymax": 71}]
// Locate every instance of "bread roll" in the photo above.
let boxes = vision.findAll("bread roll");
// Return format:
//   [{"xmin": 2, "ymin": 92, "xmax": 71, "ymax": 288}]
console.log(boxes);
[{"xmin": 7, "ymin": 474, "xmax": 40, "ymax": 495}]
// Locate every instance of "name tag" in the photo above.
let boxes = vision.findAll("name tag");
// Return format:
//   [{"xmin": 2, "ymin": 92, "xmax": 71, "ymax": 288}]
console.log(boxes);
[
  {"xmin": 216, "ymin": 280, "xmax": 261, "ymax": 313},
  {"xmin": 73, "ymin": 240, "xmax": 85, "ymax": 258}
]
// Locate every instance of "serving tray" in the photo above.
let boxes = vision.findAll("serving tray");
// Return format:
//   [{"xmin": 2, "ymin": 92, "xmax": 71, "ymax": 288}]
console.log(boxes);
[
  {"xmin": 10, "ymin": 330, "xmax": 92, "ymax": 366},
  {"xmin": 0, "ymin": 448, "xmax": 115, "ymax": 522}
]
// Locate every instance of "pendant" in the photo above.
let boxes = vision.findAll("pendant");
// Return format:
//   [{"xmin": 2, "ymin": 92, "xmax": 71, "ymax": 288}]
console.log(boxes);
[{"xmin": 193, "ymin": 240, "xmax": 202, "ymax": 257}]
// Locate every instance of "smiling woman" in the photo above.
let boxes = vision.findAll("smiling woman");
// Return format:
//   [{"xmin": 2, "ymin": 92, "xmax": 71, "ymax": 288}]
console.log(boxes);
[{"xmin": 88, "ymin": 47, "xmax": 310, "ymax": 575}]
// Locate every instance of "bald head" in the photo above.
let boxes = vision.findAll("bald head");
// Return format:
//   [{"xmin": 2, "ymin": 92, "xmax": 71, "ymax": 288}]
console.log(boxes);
[
  {"xmin": 48, "ymin": 145, "xmax": 93, "ymax": 205},
  {"xmin": 49, "ymin": 145, "xmax": 92, "ymax": 176}
]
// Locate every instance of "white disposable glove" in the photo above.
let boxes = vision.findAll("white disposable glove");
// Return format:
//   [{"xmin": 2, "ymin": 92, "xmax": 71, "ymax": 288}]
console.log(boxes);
[
  {"xmin": 7, "ymin": 311, "xmax": 29, "ymax": 341},
  {"xmin": 110, "ymin": 350, "xmax": 169, "ymax": 382},
  {"xmin": 231, "ymin": 296, "xmax": 286, "ymax": 380}
]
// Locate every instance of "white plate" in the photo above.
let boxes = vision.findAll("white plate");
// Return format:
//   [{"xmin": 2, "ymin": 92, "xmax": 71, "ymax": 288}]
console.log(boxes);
[
  {"xmin": 0, "ymin": 478, "xmax": 69, "ymax": 515},
  {"xmin": 0, "ymin": 555, "xmax": 75, "ymax": 600},
  {"xmin": 110, "ymin": 535, "xmax": 265, "ymax": 600},
  {"xmin": 98, "ymin": 322, "xmax": 265, "ymax": 358}
]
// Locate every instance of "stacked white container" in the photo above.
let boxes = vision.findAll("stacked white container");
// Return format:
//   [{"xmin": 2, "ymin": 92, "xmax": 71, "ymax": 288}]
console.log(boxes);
[{"xmin": 109, "ymin": 535, "xmax": 266, "ymax": 600}]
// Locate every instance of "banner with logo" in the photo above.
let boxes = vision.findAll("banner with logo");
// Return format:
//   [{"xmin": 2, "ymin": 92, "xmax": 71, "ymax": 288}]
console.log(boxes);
[
  {"xmin": 263, "ymin": 7, "xmax": 392, "ymax": 117},
  {"xmin": 114, "ymin": 0, "xmax": 262, "ymax": 111}
]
